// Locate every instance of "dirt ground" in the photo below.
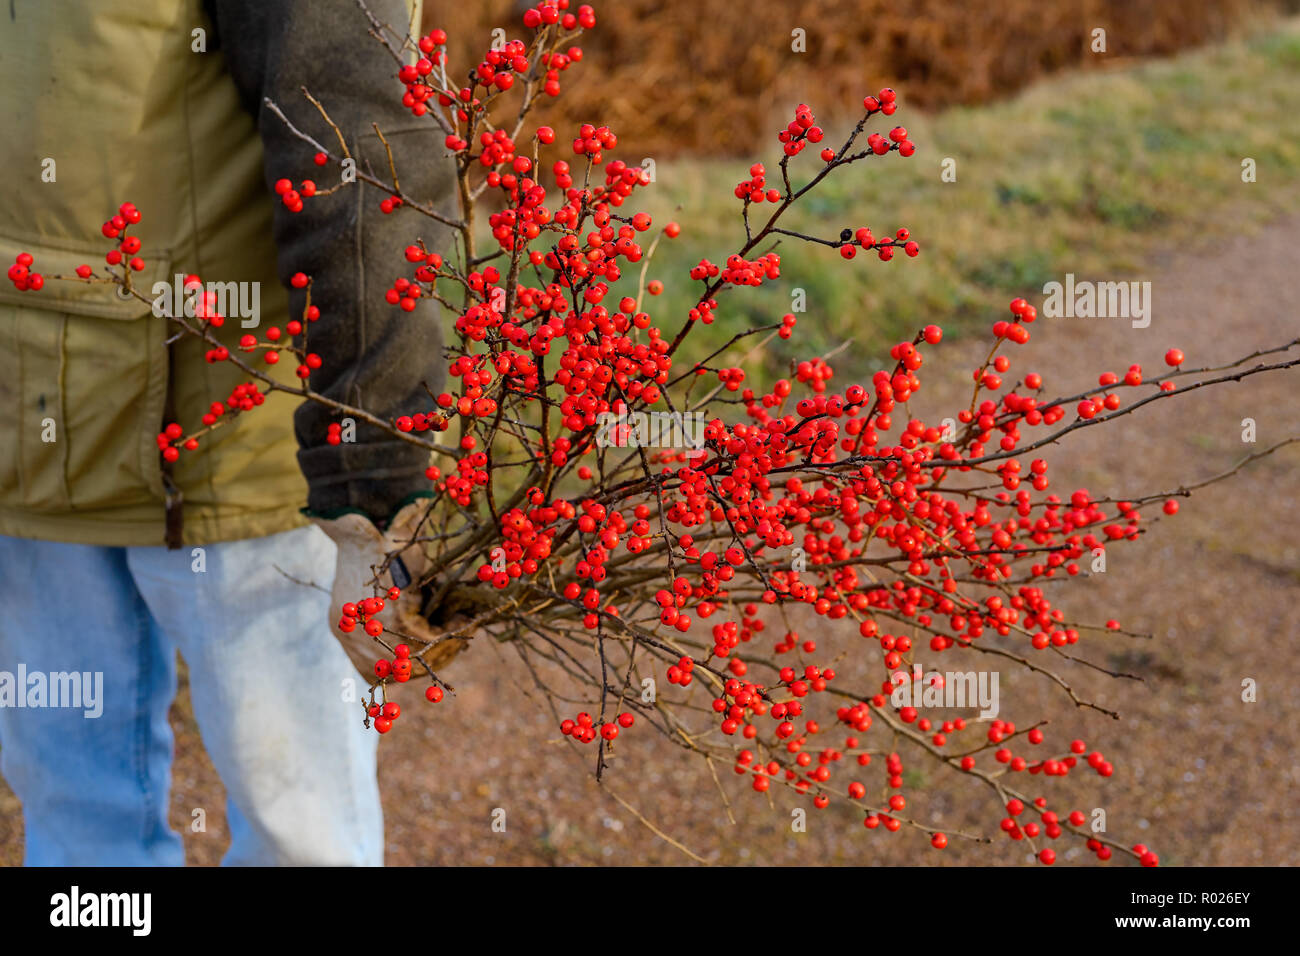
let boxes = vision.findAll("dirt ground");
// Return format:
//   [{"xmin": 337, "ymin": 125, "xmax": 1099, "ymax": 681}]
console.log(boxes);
[{"xmin": 1, "ymin": 210, "xmax": 1297, "ymax": 867}]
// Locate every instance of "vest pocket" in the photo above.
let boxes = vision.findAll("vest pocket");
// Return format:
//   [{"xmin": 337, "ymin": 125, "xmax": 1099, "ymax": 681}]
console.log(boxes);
[
  {"xmin": 0, "ymin": 232, "xmax": 172, "ymax": 515},
  {"xmin": 0, "ymin": 305, "xmax": 70, "ymax": 510}
]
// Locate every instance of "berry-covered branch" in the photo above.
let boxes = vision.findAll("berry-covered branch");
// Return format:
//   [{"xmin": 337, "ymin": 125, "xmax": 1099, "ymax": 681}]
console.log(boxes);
[{"xmin": 10, "ymin": 0, "xmax": 1298, "ymax": 866}]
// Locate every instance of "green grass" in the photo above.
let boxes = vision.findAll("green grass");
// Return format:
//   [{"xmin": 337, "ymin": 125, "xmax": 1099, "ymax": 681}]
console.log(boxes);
[{"xmin": 625, "ymin": 19, "xmax": 1300, "ymax": 377}]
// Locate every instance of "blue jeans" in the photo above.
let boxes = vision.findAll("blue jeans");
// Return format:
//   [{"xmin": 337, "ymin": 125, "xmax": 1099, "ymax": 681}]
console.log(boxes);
[{"xmin": 0, "ymin": 526, "xmax": 382, "ymax": 865}]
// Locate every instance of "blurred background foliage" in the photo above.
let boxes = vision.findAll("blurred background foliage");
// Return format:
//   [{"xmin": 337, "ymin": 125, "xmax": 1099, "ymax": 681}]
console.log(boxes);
[{"xmin": 435, "ymin": 0, "xmax": 1293, "ymax": 156}]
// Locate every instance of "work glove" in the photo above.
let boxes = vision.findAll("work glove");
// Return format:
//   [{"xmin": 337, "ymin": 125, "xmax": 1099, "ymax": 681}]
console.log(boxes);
[{"xmin": 311, "ymin": 500, "xmax": 467, "ymax": 679}]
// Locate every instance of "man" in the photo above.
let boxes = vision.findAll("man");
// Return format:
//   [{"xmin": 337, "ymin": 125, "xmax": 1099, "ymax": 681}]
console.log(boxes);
[{"xmin": 0, "ymin": 0, "xmax": 454, "ymax": 865}]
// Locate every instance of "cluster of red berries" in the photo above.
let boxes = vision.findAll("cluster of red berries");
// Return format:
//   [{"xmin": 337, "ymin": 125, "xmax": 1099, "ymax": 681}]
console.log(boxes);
[
  {"xmin": 792, "ymin": 355, "xmax": 835, "ymax": 394},
  {"xmin": 477, "ymin": 129, "xmax": 522, "ymax": 172},
  {"xmin": 273, "ymin": 177, "xmax": 314, "ymax": 212},
  {"xmin": 995, "ymin": 796, "xmax": 1156, "ymax": 865},
  {"xmin": 340, "ymin": 589, "xmax": 398, "ymax": 639},
  {"xmin": 153, "ymin": 383, "xmax": 266, "ymax": 461},
  {"xmin": 477, "ymin": 505, "xmax": 558, "ymax": 587},
  {"xmin": 394, "ymin": 411, "xmax": 449, "ymax": 434},
  {"xmin": 203, "ymin": 384, "xmax": 262, "ymax": 423},
  {"xmin": 385, "ymin": 275, "xmax": 425, "ymax": 313},
  {"xmin": 399, "ymin": 30, "xmax": 447, "ymax": 119},
  {"xmin": 365, "ymin": 637, "xmax": 449, "ymax": 729},
  {"xmin": 367, "ymin": 699, "xmax": 403, "ymax": 734},
  {"xmin": 473, "ymin": 38, "xmax": 530, "ymax": 94},
  {"xmin": 839, "ymin": 226, "xmax": 919, "ymax": 260},
  {"xmin": 95, "ymin": 202, "xmax": 147, "ymax": 273},
  {"xmin": 734, "ymin": 162, "xmax": 783, "ymax": 204},
  {"xmin": 425, "ymin": 4, "xmax": 592, "ymax": 140},
  {"xmin": 155, "ymin": 422, "xmax": 192, "ymax": 462},
  {"xmin": 433, "ymin": 449, "xmax": 488, "ymax": 505},
  {"xmin": 595, "ymin": 160, "xmax": 651, "ymax": 208},
  {"xmin": 224, "ymin": 382, "xmax": 265, "ymax": 412},
  {"xmin": 866, "ymin": 124, "xmax": 916, "ymax": 157},
  {"xmin": 571, "ymin": 123, "xmax": 617, "ymax": 162},
  {"xmin": 161, "ymin": 275, "xmax": 224, "ymax": 327},
  {"xmin": 778, "ymin": 104, "xmax": 825, "ymax": 157},
  {"xmin": 523, "ymin": 0, "xmax": 595, "ymax": 31},
  {"xmin": 560, "ymin": 709, "xmax": 632, "ymax": 744},
  {"xmin": 397, "ymin": 243, "xmax": 444, "ymax": 283},
  {"xmin": 862, "ymin": 88, "xmax": 899, "ymax": 116},
  {"xmin": 7, "ymin": 253, "xmax": 44, "ymax": 292}
]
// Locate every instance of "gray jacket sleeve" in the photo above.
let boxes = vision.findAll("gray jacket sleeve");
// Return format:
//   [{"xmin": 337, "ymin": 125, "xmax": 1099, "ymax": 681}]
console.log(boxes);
[{"xmin": 206, "ymin": 0, "xmax": 456, "ymax": 525}]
